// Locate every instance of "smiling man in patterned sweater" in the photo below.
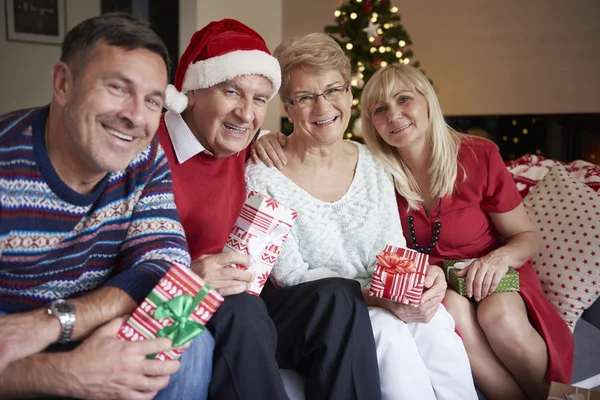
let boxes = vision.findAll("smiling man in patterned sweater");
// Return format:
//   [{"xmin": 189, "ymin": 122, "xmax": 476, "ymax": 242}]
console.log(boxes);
[{"xmin": 0, "ymin": 13, "xmax": 213, "ymax": 400}]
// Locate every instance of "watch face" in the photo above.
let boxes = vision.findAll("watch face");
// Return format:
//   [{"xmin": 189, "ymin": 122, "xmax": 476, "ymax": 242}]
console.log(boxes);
[{"xmin": 52, "ymin": 300, "xmax": 75, "ymax": 314}]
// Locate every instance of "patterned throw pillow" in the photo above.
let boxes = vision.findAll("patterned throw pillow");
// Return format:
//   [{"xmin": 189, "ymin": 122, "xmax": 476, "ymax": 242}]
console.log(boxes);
[
  {"xmin": 506, "ymin": 155, "xmax": 600, "ymax": 198},
  {"xmin": 523, "ymin": 164, "xmax": 600, "ymax": 331}
]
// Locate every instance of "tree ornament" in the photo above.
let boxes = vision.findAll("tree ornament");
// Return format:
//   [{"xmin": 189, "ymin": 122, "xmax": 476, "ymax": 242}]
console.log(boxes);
[
  {"xmin": 362, "ymin": 20, "xmax": 381, "ymax": 38},
  {"xmin": 363, "ymin": 0, "xmax": 372, "ymax": 13}
]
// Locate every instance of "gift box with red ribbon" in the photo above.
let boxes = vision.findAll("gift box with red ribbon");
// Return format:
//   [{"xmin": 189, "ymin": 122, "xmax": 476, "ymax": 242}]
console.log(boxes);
[
  {"xmin": 117, "ymin": 263, "xmax": 223, "ymax": 360},
  {"xmin": 223, "ymin": 190, "xmax": 297, "ymax": 295},
  {"xmin": 369, "ymin": 245, "xmax": 429, "ymax": 306}
]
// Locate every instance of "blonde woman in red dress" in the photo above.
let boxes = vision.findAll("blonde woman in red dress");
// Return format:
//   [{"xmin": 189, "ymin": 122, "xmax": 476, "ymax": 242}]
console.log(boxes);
[{"xmin": 356, "ymin": 63, "xmax": 573, "ymax": 400}]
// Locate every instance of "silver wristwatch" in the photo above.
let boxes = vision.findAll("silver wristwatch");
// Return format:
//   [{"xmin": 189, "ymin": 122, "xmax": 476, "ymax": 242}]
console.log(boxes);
[{"xmin": 47, "ymin": 299, "xmax": 76, "ymax": 343}]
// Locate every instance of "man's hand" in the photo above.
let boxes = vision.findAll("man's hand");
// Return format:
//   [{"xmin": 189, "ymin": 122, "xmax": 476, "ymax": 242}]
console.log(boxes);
[
  {"xmin": 379, "ymin": 265, "xmax": 447, "ymax": 323},
  {"xmin": 64, "ymin": 317, "xmax": 180, "ymax": 400},
  {"xmin": 250, "ymin": 131, "xmax": 287, "ymax": 169},
  {"xmin": 455, "ymin": 251, "xmax": 509, "ymax": 301},
  {"xmin": 191, "ymin": 252, "xmax": 253, "ymax": 296},
  {"xmin": 0, "ymin": 310, "xmax": 60, "ymax": 372}
]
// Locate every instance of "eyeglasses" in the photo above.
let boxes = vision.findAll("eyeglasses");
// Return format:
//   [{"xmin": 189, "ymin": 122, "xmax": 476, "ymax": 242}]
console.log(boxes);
[{"xmin": 284, "ymin": 86, "xmax": 349, "ymax": 108}]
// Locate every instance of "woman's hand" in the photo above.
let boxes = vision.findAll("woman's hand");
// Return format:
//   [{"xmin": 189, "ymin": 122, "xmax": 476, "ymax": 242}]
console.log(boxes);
[
  {"xmin": 250, "ymin": 131, "xmax": 288, "ymax": 169},
  {"xmin": 455, "ymin": 250, "xmax": 510, "ymax": 301},
  {"xmin": 376, "ymin": 265, "xmax": 447, "ymax": 323}
]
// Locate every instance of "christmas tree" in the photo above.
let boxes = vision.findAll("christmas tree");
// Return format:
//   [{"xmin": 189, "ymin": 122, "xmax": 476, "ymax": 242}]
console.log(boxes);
[{"xmin": 324, "ymin": 0, "xmax": 425, "ymax": 141}]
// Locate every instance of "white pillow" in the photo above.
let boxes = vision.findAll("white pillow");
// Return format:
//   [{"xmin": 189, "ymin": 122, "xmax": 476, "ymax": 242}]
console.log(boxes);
[{"xmin": 524, "ymin": 164, "xmax": 600, "ymax": 331}]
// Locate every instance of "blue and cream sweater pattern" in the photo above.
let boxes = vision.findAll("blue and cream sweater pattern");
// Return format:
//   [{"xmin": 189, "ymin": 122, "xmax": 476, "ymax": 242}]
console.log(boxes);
[{"xmin": 0, "ymin": 106, "xmax": 190, "ymax": 313}]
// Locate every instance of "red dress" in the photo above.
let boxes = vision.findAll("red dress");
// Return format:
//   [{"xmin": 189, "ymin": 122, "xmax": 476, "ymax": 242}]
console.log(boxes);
[{"xmin": 396, "ymin": 136, "xmax": 573, "ymax": 384}]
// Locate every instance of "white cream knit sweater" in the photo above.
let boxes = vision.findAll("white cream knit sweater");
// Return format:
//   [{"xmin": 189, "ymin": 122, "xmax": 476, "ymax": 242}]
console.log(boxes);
[{"xmin": 245, "ymin": 142, "xmax": 406, "ymax": 288}]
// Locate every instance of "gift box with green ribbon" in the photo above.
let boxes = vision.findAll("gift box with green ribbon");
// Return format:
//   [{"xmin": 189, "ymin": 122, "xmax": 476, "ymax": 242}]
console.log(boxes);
[
  {"xmin": 443, "ymin": 259, "xmax": 520, "ymax": 297},
  {"xmin": 117, "ymin": 263, "xmax": 223, "ymax": 360}
]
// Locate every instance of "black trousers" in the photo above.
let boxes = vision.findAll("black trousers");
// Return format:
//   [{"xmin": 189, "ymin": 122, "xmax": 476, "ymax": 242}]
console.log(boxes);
[{"xmin": 207, "ymin": 277, "xmax": 382, "ymax": 400}]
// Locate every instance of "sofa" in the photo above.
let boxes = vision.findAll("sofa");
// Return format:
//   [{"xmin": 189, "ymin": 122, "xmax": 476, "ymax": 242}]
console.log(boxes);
[
  {"xmin": 506, "ymin": 155, "xmax": 600, "ymax": 391},
  {"xmin": 279, "ymin": 155, "xmax": 600, "ymax": 399}
]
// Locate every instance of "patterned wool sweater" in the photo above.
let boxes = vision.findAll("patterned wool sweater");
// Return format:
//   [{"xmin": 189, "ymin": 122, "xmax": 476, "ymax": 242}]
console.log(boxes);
[
  {"xmin": 0, "ymin": 106, "xmax": 190, "ymax": 313},
  {"xmin": 245, "ymin": 142, "xmax": 406, "ymax": 288}
]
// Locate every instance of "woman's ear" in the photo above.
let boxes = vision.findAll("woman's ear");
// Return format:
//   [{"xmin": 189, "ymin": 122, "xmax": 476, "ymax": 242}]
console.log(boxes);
[{"xmin": 283, "ymin": 103, "xmax": 293, "ymax": 124}]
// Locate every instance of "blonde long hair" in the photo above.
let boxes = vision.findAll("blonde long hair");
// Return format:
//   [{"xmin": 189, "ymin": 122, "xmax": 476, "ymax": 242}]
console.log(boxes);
[{"xmin": 360, "ymin": 63, "xmax": 465, "ymax": 211}]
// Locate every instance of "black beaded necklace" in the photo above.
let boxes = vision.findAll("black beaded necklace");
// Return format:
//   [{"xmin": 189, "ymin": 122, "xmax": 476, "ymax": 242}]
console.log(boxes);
[{"xmin": 407, "ymin": 199, "xmax": 442, "ymax": 254}]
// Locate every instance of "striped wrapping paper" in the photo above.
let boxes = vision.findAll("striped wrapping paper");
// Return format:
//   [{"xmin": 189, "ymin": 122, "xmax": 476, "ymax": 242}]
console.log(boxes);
[
  {"xmin": 223, "ymin": 190, "xmax": 297, "ymax": 295},
  {"xmin": 369, "ymin": 245, "xmax": 429, "ymax": 306},
  {"xmin": 117, "ymin": 263, "xmax": 223, "ymax": 360}
]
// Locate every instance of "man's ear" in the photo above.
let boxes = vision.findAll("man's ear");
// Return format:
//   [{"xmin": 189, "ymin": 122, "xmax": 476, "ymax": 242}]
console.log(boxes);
[
  {"xmin": 186, "ymin": 90, "xmax": 195, "ymax": 107},
  {"xmin": 51, "ymin": 61, "xmax": 72, "ymax": 106}
]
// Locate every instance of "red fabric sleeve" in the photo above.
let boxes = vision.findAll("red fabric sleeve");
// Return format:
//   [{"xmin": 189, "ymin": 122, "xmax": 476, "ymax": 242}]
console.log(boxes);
[{"xmin": 481, "ymin": 145, "xmax": 523, "ymax": 213}]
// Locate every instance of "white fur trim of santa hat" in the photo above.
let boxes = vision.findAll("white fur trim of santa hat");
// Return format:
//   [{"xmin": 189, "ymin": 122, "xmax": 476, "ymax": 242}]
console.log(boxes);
[{"xmin": 182, "ymin": 50, "xmax": 281, "ymax": 96}]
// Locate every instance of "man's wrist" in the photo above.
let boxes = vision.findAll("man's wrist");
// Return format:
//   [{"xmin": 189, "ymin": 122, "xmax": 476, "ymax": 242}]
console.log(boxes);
[
  {"xmin": 0, "ymin": 352, "xmax": 74, "ymax": 398},
  {"xmin": 46, "ymin": 351, "xmax": 83, "ymax": 398},
  {"xmin": 27, "ymin": 309, "xmax": 62, "ymax": 347}
]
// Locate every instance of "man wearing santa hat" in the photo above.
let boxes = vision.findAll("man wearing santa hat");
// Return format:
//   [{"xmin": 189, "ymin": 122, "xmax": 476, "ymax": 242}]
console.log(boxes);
[{"xmin": 159, "ymin": 19, "xmax": 382, "ymax": 400}]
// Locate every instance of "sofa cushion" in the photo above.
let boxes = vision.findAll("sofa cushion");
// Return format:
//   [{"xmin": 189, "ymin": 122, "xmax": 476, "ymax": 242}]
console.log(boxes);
[{"xmin": 524, "ymin": 164, "xmax": 600, "ymax": 331}]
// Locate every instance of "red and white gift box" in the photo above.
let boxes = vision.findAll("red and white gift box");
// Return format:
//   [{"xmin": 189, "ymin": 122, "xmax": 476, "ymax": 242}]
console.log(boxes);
[
  {"xmin": 117, "ymin": 263, "xmax": 223, "ymax": 360},
  {"xmin": 223, "ymin": 191, "xmax": 297, "ymax": 295},
  {"xmin": 369, "ymin": 245, "xmax": 429, "ymax": 306}
]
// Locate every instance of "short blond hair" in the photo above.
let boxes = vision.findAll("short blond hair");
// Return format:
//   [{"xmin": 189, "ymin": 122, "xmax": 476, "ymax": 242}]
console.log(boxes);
[
  {"xmin": 360, "ymin": 63, "xmax": 465, "ymax": 210},
  {"xmin": 273, "ymin": 33, "xmax": 351, "ymax": 96}
]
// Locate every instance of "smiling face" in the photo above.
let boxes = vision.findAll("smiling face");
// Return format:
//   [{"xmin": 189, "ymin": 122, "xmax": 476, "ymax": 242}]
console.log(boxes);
[
  {"xmin": 57, "ymin": 41, "xmax": 167, "ymax": 178},
  {"xmin": 283, "ymin": 67, "xmax": 352, "ymax": 145},
  {"xmin": 183, "ymin": 75, "xmax": 272, "ymax": 159},
  {"xmin": 369, "ymin": 81, "xmax": 430, "ymax": 151}
]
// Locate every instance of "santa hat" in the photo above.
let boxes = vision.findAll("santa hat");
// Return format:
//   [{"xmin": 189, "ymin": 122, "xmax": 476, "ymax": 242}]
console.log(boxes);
[{"xmin": 165, "ymin": 19, "xmax": 281, "ymax": 113}]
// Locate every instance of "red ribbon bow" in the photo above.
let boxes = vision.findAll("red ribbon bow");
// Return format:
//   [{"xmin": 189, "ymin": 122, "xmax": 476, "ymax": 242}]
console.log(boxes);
[{"xmin": 376, "ymin": 252, "xmax": 417, "ymax": 275}]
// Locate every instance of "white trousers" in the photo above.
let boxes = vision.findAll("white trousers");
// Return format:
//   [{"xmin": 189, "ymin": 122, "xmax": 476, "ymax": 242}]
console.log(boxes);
[{"xmin": 369, "ymin": 305, "xmax": 477, "ymax": 400}]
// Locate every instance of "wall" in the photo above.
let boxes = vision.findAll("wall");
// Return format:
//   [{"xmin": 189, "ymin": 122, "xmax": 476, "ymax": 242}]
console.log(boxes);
[
  {"xmin": 0, "ymin": 1, "xmax": 101, "ymax": 114},
  {"xmin": 180, "ymin": 0, "xmax": 283, "ymax": 131},
  {"xmin": 283, "ymin": 0, "xmax": 600, "ymax": 116},
  {"xmin": 3, "ymin": 1, "xmax": 596, "ymax": 119}
]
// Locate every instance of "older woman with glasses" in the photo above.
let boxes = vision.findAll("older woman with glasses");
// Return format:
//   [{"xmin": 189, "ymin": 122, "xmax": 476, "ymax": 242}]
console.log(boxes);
[{"xmin": 246, "ymin": 33, "xmax": 477, "ymax": 400}]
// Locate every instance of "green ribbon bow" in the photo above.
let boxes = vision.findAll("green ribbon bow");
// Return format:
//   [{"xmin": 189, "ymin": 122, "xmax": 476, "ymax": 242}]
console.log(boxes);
[{"xmin": 147, "ymin": 285, "xmax": 211, "ymax": 358}]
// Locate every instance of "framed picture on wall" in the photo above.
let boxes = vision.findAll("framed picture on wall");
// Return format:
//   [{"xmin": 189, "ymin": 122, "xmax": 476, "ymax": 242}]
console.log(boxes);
[{"xmin": 5, "ymin": 0, "xmax": 66, "ymax": 45}]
